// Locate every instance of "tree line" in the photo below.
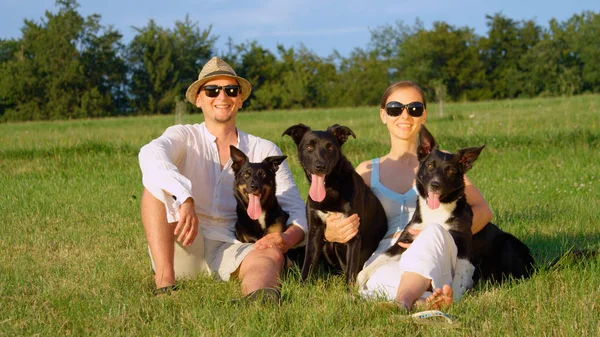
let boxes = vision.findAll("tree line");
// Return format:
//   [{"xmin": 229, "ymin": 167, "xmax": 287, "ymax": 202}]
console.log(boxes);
[{"xmin": 1, "ymin": 0, "xmax": 599, "ymax": 121}]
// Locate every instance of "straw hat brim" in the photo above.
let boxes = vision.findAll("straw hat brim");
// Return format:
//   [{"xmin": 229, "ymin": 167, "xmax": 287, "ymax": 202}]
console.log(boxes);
[{"xmin": 185, "ymin": 75, "xmax": 252, "ymax": 105}]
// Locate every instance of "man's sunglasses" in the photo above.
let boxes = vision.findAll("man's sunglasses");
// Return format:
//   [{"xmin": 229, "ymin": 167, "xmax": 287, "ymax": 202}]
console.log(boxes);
[
  {"xmin": 385, "ymin": 101, "xmax": 425, "ymax": 117},
  {"xmin": 201, "ymin": 85, "xmax": 240, "ymax": 98}
]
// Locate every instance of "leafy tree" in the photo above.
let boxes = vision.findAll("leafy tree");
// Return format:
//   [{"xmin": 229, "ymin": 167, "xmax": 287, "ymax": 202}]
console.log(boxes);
[
  {"xmin": 0, "ymin": 0, "xmax": 86, "ymax": 120},
  {"xmin": 127, "ymin": 18, "xmax": 214, "ymax": 115},
  {"xmin": 519, "ymin": 19, "xmax": 578, "ymax": 97},
  {"xmin": 221, "ymin": 40, "xmax": 280, "ymax": 109},
  {"xmin": 229, "ymin": 42, "xmax": 338, "ymax": 110},
  {"xmin": 0, "ymin": 39, "xmax": 19, "ymax": 64},
  {"xmin": 0, "ymin": 39, "xmax": 20, "ymax": 116},
  {"xmin": 478, "ymin": 14, "xmax": 542, "ymax": 99},
  {"xmin": 78, "ymin": 15, "xmax": 129, "ymax": 116},
  {"xmin": 565, "ymin": 11, "xmax": 600, "ymax": 93},
  {"xmin": 333, "ymin": 47, "xmax": 389, "ymax": 107},
  {"xmin": 171, "ymin": 15, "xmax": 216, "ymax": 111},
  {"xmin": 249, "ymin": 45, "xmax": 311, "ymax": 110},
  {"xmin": 0, "ymin": 0, "xmax": 129, "ymax": 121},
  {"xmin": 368, "ymin": 20, "xmax": 419, "ymax": 61},
  {"xmin": 394, "ymin": 22, "xmax": 488, "ymax": 101},
  {"xmin": 1, "ymin": 4, "xmax": 599, "ymax": 119},
  {"xmin": 128, "ymin": 20, "xmax": 179, "ymax": 115}
]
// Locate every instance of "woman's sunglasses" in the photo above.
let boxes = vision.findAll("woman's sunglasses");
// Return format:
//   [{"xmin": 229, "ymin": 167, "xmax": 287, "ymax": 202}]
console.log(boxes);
[
  {"xmin": 201, "ymin": 85, "xmax": 240, "ymax": 98},
  {"xmin": 385, "ymin": 101, "xmax": 425, "ymax": 117}
]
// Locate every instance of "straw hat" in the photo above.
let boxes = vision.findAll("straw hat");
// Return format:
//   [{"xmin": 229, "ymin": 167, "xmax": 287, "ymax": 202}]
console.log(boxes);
[{"xmin": 185, "ymin": 57, "xmax": 252, "ymax": 104}]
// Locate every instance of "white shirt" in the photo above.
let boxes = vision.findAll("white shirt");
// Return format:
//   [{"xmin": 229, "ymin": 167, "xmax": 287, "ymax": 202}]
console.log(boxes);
[{"xmin": 138, "ymin": 122, "xmax": 307, "ymax": 243}]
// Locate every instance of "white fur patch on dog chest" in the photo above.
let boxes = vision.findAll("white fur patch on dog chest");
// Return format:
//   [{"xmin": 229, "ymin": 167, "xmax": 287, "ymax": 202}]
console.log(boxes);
[
  {"xmin": 418, "ymin": 196, "xmax": 457, "ymax": 230},
  {"xmin": 258, "ymin": 211, "xmax": 267, "ymax": 230},
  {"xmin": 314, "ymin": 210, "xmax": 347, "ymax": 223},
  {"xmin": 314, "ymin": 202, "xmax": 351, "ymax": 224}
]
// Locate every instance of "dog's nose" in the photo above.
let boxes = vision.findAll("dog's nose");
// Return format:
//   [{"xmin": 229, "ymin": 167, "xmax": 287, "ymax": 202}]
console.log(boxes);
[
  {"xmin": 315, "ymin": 163, "xmax": 326, "ymax": 172},
  {"xmin": 249, "ymin": 181, "xmax": 259, "ymax": 191},
  {"xmin": 430, "ymin": 181, "xmax": 440, "ymax": 191}
]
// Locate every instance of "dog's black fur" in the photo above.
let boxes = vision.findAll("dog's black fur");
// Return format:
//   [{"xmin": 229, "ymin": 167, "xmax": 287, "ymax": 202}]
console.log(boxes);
[
  {"xmin": 358, "ymin": 126, "xmax": 536, "ymax": 298},
  {"xmin": 282, "ymin": 124, "xmax": 388, "ymax": 285},
  {"xmin": 471, "ymin": 222, "xmax": 536, "ymax": 284},
  {"xmin": 230, "ymin": 145, "xmax": 289, "ymax": 243}
]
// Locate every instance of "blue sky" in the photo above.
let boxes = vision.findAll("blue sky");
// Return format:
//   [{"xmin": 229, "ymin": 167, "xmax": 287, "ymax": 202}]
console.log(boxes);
[{"xmin": 1, "ymin": 0, "xmax": 598, "ymax": 57}]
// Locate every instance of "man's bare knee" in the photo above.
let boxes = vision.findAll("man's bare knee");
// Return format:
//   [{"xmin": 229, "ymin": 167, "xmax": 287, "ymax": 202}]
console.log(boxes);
[
  {"xmin": 239, "ymin": 248, "xmax": 284, "ymax": 276},
  {"xmin": 260, "ymin": 247, "xmax": 285, "ymax": 266},
  {"xmin": 141, "ymin": 189, "xmax": 172, "ymax": 228}
]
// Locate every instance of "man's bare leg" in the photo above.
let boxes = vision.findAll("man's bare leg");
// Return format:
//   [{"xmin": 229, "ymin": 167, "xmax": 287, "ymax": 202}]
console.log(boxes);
[
  {"xmin": 141, "ymin": 188, "xmax": 176, "ymax": 289},
  {"xmin": 238, "ymin": 247, "xmax": 284, "ymax": 295}
]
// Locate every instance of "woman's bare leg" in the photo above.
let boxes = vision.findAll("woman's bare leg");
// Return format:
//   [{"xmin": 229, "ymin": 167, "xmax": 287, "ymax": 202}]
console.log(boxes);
[{"xmin": 394, "ymin": 271, "xmax": 432, "ymax": 310}]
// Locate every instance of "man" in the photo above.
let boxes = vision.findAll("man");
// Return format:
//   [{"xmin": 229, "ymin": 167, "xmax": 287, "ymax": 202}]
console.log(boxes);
[{"xmin": 138, "ymin": 57, "xmax": 307, "ymax": 303}]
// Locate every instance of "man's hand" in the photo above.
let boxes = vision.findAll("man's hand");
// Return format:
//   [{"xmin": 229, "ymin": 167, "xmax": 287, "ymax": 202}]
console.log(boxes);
[
  {"xmin": 174, "ymin": 198, "xmax": 198, "ymax": 246},
  {"xmin": 324, "ymin": 213, "xmax": 360, "ymax": 243},
  {"xmin": 254, "ymin": 232, "xmax": 288, "ymax": 252},
  {"xmin": 397, "ymin": 229, "xmax": 421, "ymax": 249},
  {"xmin": 254, "ymin": 225, "xmax": 304, "ymax": 253}
]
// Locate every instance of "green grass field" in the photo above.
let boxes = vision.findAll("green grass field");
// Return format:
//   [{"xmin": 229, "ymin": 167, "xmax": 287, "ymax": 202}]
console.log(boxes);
[{"xmin": 1, "ymin": 95, "xmax": 599, "ymax": 336}]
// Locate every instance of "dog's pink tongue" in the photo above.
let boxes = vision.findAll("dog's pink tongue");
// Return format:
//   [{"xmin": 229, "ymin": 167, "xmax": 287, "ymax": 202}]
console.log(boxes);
[
  {"xmin": 247, "ymin": 194, "xmax": 262, "ymax": 220},
  {"xmin": 309, "ymin": 174, "xmax": 326, "ymax": 202},
  {"xmin": 427, "ymin": 192, "xmax": 441, "ymax": 210}
]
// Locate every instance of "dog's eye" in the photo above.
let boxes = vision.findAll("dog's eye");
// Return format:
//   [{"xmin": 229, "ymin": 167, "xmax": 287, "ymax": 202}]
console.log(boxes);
[
  {"xmin": 446, "ymin": 167, "xmax": 456, "ymax": 174},
  {"xmin": 243, "ymin": 171, "xmax": 251, "ymax": 179},
  {"xmin": 326, "ymin": 143, "xmax": 334, "ymax": 152},
  {"xmin": 258, "ymin": 170, "xmax": 266, "ymax": 178},
  {"xmin": 427, "ymin": 162, "xmax": 435, "ymax": 169},
  {"xmin": 306, "ymin": 144, "xmax": 314, "ymax": 151}
]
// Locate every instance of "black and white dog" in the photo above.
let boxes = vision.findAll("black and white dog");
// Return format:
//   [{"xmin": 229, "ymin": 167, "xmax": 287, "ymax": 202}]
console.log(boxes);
[
  {"xmin": 358, "ymin": 125, "xmax": 483, "ymax": 300},
  {"xmin": 282, "ymin": 123, "xmax": 388, "ymax": 285}
]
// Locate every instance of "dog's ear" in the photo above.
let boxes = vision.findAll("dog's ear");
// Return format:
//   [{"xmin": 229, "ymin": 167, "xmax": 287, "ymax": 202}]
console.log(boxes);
[
  {"xmin": 417, "ymin": 125, "xmax": 438, "ymax": 161},
  {"xmin": 456, "ymin": 145, "xmax": 485, "ymax": 172},
  {"xmin": 327, "ymin": 124, "xmax": 356, "ymax": 146},
  {"xmin": 264, "ymin": 155, "xmax": 287, "ymax": 173},
  {"xmin": 282, "ymin": 124, "xmax": 311, "ymax": 146},
  {"xmin": 230, "ymin": 145, "xmax": 248, "ymax": 173}
]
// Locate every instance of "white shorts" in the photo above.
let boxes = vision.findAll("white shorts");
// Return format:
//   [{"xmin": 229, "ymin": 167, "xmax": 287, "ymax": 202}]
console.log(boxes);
[
  {"xmin": 148, "ymin": 231, "xmax": 209, "ymax": 280},
  {"xmin": 204, "ymin": 239, "xmax": 255, "ymax": 281},
  {"xmin": 360, "ymin": 223, "xmax": 458, "ymax": 301},
  {"xmin": 148, "ymin": 234, "xmax": 256, "ymax": 282},
  {"xmin": 145, "ymin": 186, "xmax": 254, "ymax": 282}
]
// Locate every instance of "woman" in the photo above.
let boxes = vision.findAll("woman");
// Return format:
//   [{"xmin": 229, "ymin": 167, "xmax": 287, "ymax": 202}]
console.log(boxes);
[{"xmin": 325, "ymin": 81, "xmax": 492, "ymax": 311}]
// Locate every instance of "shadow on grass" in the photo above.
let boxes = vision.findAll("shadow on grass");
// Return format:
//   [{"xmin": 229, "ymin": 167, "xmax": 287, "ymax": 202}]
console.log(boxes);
[{"xmin": 519, "ymin": 232, "xmax": 600, "ymax": 267}]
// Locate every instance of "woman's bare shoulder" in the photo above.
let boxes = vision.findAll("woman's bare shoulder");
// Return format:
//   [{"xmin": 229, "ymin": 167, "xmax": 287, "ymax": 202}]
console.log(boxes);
[{"xmin": 356, "ymin": 159, "xmax": 376, "ymax": 186}]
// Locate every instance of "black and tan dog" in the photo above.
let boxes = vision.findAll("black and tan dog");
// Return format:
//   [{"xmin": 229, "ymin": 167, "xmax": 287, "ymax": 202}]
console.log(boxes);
[
  {"xmin": 358, "ymin": 126, "xmax": 535, "ymax": 298},
  {"xmin": 230, "ymin": 145, "xmax": 289, "ymax": 243},
  {"xmin": 282, "ymin": 124, "xmax": 388, "ymax": 285}
]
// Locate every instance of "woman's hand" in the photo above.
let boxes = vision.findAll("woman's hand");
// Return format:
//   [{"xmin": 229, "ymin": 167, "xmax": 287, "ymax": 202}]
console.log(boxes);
[
  {"xmin": 174, "ymin": 198, "xmax": 199, "ymax": 246},
  {"xmin": 324, "ymin": 213, "xmax": 360, "ymax": 243},
  {"xmin": 397, "ymin": 229, "xmax": 421, "ymax": 248}
]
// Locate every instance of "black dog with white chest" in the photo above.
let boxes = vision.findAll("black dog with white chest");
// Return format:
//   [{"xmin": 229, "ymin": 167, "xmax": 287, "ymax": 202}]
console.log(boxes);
[
  {"xmin": 282, "ymin": 123, "xmax": 388, "ymax": 285},
  {"xmin": 358, "ymin": 125, "xmax": 535, "ymax": 298},
  {"xmin": 230, "ymin": 145, "xmax": 289, "ymax": 243}
]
